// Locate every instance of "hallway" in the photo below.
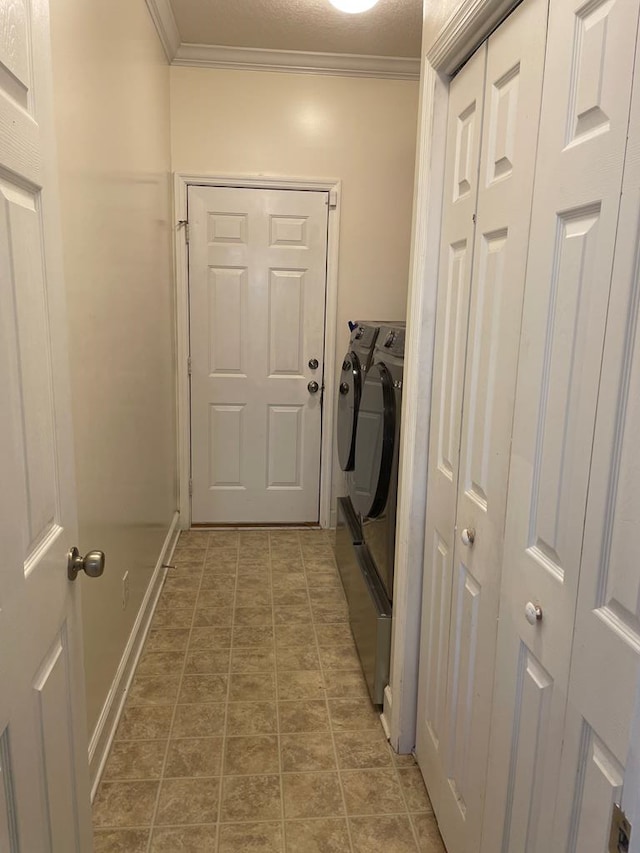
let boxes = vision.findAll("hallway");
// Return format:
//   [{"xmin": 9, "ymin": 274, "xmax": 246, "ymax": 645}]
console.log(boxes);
[{"xmin": 92, "ymin": 529, "xmax": 445, "ymax": 851}]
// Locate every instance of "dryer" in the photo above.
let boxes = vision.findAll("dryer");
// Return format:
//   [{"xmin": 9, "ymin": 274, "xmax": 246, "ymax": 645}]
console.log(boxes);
[{"xmin": 335, "ymin": 323, "xmax": 405, "ymax": 705}]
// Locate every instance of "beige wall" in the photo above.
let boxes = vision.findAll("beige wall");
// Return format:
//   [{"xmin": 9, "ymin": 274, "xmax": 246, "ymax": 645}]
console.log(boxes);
[
  {"xmin": 170, "ymin": 67, "xmax": 419, "ymax": 507},
  {"xmin": 50, "ymin": 0, "xmax": 177, "ymax": 734}
]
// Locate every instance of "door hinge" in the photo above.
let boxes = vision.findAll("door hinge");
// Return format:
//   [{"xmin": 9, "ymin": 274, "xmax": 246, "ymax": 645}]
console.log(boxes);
[
  {"xmin": 178, "ymin": 219, "xmax": 190, "ymax": 242},
  {"xmin": 188, "ymin": 479, "xmax": 193, "ymax": 496},
  {"xmin": 609, "ymin": 804, "xmax": 631, "ymax": 853},
  {"xmin": 328, "ymin": 189, "xmax": 338, "ymax": 209},
  {"xmin": 187, "ymin": 356, "xmax": 192, "ymax": 376}
]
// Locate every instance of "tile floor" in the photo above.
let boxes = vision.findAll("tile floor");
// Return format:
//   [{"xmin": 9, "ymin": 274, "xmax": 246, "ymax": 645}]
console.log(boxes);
[{"xmin": 92, "ymin": 528, "xmax": 446, "ymax": 852}]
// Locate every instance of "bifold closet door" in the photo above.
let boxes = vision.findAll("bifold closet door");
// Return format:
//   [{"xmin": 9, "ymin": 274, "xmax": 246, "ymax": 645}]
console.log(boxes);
[
  {"xmin": 415, "ymin": 39, "xmax": 486, "ymax": 832},
  {"xmin": 550, "ymin": 39, "xmax": 640, "ymax": 852},
  {"xmin": 480, "ymin": 0, "xmax": 640, "ymax": 847},
  {"xmin": 415, "ymin": 0, "xmax": 548, "ymax": 850}
]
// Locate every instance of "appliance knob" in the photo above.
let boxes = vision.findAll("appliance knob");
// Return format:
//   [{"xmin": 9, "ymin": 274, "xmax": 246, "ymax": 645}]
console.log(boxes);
[
  {"xmin": 342, "ymin": 360, "xmax": 351, "ymax": 372},
  {"xmin": 339, "ymin": 382, "xmax": 349, "ymax": 395}
]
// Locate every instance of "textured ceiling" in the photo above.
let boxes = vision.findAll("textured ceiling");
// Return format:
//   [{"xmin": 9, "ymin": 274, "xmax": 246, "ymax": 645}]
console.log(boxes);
[{"xmin": 169, "ymin": 0, "xmax": 423, "ymax": 57}]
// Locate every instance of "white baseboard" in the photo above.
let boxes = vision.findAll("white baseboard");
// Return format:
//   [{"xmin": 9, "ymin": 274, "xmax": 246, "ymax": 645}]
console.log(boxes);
[{"xmin": 88, "ymin": 511, "xmax": 180, "ymax": 800}]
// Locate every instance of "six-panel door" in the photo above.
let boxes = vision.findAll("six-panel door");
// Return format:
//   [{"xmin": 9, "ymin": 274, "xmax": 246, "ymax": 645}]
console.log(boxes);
[
  {"xmin": 0, "ymin": 0, "xmax": 93, "ymax": 848},
  {"xmin": 188, "ymin": 185, "xmax": 329, "ymax": 525}
]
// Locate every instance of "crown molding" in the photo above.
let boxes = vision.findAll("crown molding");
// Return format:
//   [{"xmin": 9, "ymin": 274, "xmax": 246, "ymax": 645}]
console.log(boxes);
[
  {"xmin": 145, "ymin": 0, "xmax": 180, "ymax": 62},
  {"xmin": 426, "ymin": 0, "xmax": 518, "ymax": 75},
  {"xmin": 172, "ymin": 43, "xmax": 421, "ymax": 80}
]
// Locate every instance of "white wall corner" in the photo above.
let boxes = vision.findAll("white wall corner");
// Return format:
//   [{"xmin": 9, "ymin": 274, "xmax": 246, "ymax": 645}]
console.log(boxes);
[
  {"xmin": 145, "ymin": 0, "xmax": 181, "ymax": 63},
  {"xmin": 87, "ymin": 511, "xmax": 180, "ymax": 799},
  {"xmin": 172, "ymin": 43, "xmax": 421, "ymax": 80}
]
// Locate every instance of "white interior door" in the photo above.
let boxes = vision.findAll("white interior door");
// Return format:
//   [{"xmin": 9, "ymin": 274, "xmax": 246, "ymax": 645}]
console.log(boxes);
[
  {"xmin": 415, "ymin": 38, "xmax": 486, "ymax": 824},
  {"xmin": 0, "ymin": 0, "xmax": 93, "ymax": 849},
  {"xmin": 427, "ymin": 1, "xmax": 548, "ymax": 850},
  {"xmin": 550, "ymin": 43, "xmax": 640, "ymax": 850},
  {"xmin": 480, "ymin": 0, "xmax": 640, "ymax": 847},
  {"xmin": 188, "ymin": 185, "xmax": 329, "ymax": 525}
]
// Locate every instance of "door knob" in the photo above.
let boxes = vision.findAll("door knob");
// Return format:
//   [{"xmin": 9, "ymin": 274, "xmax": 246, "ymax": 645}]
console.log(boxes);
[
  {"xmin": 307, "ymin": 381, "xmax": 320, "ymax": 394},
  {"xmin": 461, "ymin": 528, "xmax": 475, "ymax": 546},
  {"xmin": 339, "ymin": 382, "xmax": 349, "ymax": 395},
  {"xmin": 525, "ymin": 602, "xmax": 543, "ymax": 625},
  {"xmin": 68, "ymin": 547, "xmax": 106, "ymax": 581},
  {"xmin": 308, "ymin": 358, "xmax": 319, "ymax": 370}
]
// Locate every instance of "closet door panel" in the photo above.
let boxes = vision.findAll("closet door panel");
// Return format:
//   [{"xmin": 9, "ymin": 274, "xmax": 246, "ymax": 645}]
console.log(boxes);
[
  {"xmin": 439, "ymin": 0, "xmax": 548, "ymax": 849},
  {"xmin": 416, "ymin": 43, "xmax": 487, "ymax": 820},
  {"xmin": 480, "ymin": 0, "xmax": 640, "ymax": 847}
]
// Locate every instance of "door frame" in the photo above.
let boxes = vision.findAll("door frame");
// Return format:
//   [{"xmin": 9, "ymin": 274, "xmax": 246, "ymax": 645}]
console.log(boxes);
[
  {"xmin": 173, "ymin": 172, "xmax": 342, "ymax": 529},
  {"xmin": 385, "ymin": 0, "xmax": 525, "ymax": 752}
]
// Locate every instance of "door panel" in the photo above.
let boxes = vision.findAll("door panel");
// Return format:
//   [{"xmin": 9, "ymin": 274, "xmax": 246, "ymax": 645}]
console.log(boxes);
[
  {"xmin": 0, "ymin": 0, "xmax": 92, "ymax": 848},
  {"xmin": 189, "ymin": 185, "xmax": 328, "ymax": 524},
  {"xmin": 551, "ymin": 39, "xmax": 640, "ymax": 848},
  {"xmin": 481, "ymin": 0, "xmax": 640, "ymax": 847},
  {"xmin": 417, "ymin": 0, "xmax": 548, "ymax": 849},
  {"xmin": 417, "ymin": 37, "xmax": 486, "ymax": 829}
]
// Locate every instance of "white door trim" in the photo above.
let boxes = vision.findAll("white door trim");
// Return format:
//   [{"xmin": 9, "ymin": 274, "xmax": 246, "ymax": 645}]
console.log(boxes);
[
  {"xmin": 387, "ymin": 0, "xmax": 523, "ymax": 751},
  {"xmin": 173, "ymin": 172, "xmax": 341, "ymax": 530}
]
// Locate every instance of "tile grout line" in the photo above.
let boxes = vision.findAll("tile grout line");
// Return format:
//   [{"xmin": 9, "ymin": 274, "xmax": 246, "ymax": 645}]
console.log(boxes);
[
  {"xmin": 213, "ymin": 531, "xmax": 239, "ymax": 852},
  {"xmin": 270, "ymin": 530, "xmax": 288, "ymax": 851},
  {"xmin": 144, "ymin": 539, "xmax": 207, "ymax": 852},
  {"xmin": 303, "ymin": 532, "xmax": 357, "ymax": 853}
]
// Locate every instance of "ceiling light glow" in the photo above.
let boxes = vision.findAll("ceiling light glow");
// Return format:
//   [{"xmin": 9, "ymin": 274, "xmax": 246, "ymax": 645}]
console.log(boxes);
[{"xmin": 329, "ymin": 0, "xmax": 380, "ymax": 13}]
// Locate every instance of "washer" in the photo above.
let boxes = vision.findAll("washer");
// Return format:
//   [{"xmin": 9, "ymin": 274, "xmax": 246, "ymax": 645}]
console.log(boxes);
[{"xmin": 351, "ymin": 324, "xmax": 405, "ymax": 602}]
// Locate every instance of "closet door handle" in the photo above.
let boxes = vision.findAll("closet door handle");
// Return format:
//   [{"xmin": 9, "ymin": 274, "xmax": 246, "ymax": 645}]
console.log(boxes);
[{"xmin": 461, "ymin": 528, "xmax": 475, "ymax": 547}]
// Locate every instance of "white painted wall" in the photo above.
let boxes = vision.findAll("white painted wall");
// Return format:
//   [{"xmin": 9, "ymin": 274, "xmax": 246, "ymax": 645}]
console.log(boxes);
[
  {"xmin": 170, "ymin": 67, "xmax": 419, "ymax": 516},
  {"xmin": 50, "ymin": 0, "xmax": 177, "ymax": 735}
]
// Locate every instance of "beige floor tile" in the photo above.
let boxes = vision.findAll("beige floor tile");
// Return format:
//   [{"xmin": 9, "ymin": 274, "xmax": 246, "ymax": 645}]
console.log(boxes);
[
  {"xmin": 103, "ymin": 740, "xmax": 167, "ymax": 781},
  {"xmin": 172, "ymin": 703, "xmax": 226, "ymax": 738},
  {"xmin": 327, "ymin": 698, "xmax": 380, "ymax": 731},
  {"xmin": 233, "ymin": 625, "xmax": 274, "ymax": 647},
  {"xmin": 185, "ymin": 648, "xmax": 231, "ymax": 674},
  {"xmin": 276, "ymin": 645, "xmax": 320, "ymax": 671},
  {"xmin": 231, "ymin": 646, "xmax": 275, "ymax": 673},
  {"xmin": 151, "ymin": 608, "xmax": 194, "ymax": 629},
  {"xmin": 201, "ymin": 562, "xmax": 238, "ymax": 578},
  {"xmin": 229, "ymin": 672, "xmax": 276, "ymax": 702},
  {"xmin": 323, "ymin": 671, "xmax": 369, "ymax": 699},
  {"xmin": 393, "ymin": 751, "xmax": 419, "ymax": 768},
  {"xmin": 282, "ymin": 772, "xmax": 345, "ymax": 819},
  {"xmin": 272, "ymin": 588, "xmax": 310, "ymax": 606},
  {"xmin": 93, "ymin": 828, "xmax": 150, "ymax": 852},
  {"xmin": 398, "ymin": 768, "xmax": 432, "ymax": 813},
  {"xmin": 275, "ymin": 624, "xmax": 316, "ymax": 649},
  {"xmin": 308, "ymin": 588, "xmax": 346, "ymax": 605},
  {"xmin": 278, "ymin": 700, "xmax": 330, "ymax": 733},
  {"xmin": 319, "ymin": 644, "xmax": 361, "ymax": 672},
  {"xmin": 277, "ymin": 670, "xmax": 325, "ymax": 700},
  {"xmin": 226, "ymin": 701, "xmax": 278, "ymax": 735},
  {"xmin": 128, "ymin": 675, "xmax": 181, "ymax": 707},
  {"xmin": 162, "ymin": 573, "xmax": 202, "ymax": 592},
  {"xmin": 411, "ymin": 813, "xmax": 446, "ymax": 852},
  {"xmin": 116, "ymin": 705, "xmax": 173, "ymax": 741},
  {"xmin": 195, "ymin": 608, "xmax": 234, "ymax": 627},
  {"xmin": 220, "ymin": 774, "xmax": 282, "ymax": 822},
  {"xmin": 189, "ymin": 626, "xmax": 232, "ymax": 650},
  {"xmin": 219, "ymin": 821, "xmax": 284, "ymax": 853},
  {"xmin": 136, "ymin": 650, "xmax": 186, "ymax": 678},
  {"xmin": 155, "ymin": 777, "xmax": 220, "ymax": 825},
  {"xmin": 271, "ymin": 573, "xmax": 307, "ymax": 590},
  {"xmin": 341, "ymin": 769, "xmax": 406, "ymax": 816},
  {"xmin": 224, "ymin": 735, "xmax": 280, "ymax": 775},
  {"xmin": 179, "ymin": 674, "xmax": 229, "ymax": 704},
  {"xmin": 236, "ymin": 572, "xmax": 270, "ymax": 592},
  {"xmin": 349, "ymin": 815, "xmax": 419, "ymax": 853},
  {"xmin": 156, "ymin": 588, "xmax": 198, "ymax": 610},
  {"xmin": 234, "ymin": 606, "xmax": 274, "ymax": 627},
  {"xmin": 314, "ymin": 624, "xmax": 353, "ymax": 646},
  {"xmin": 198, "ymin": 589, "xmax": 235, "ymax": 609},
  {"xmin": 333, "ymin": 730, "xmax": 394, "ymax": 769},
  {"xmin": 284, "ymin": 818, "xmax": 351, "ymax": 853},
  {"xmin": 92, "ymin": 780, "xmax": 159, "ymax": 828},
  {"xmin": 150, "ymin": 824, "xmax": 218, "ymax": 852},
  {"xmin": 310, "ymin": 603, "xmax": 349, "ymax": 624},
  {"xmin": 270, "ymin": 560, "xmax": 304, "ymax": 575},
  {"xmin": 273, "ymin": 604, "xmax": 313, "ymax": 625},
  {"xmin": 280, "ymin": 732, "xmax": 337, "ymax": 772},
  {"xmin": 235, "ymin": 587, "xmax": 273, "ymax": 608},
  {"xmin": 144, "ymin": 629, "xmax": 190, "ymax": 653},
  {"xmin": 164, "ymin": 737, "xmax": 224, "ymax": 777}
]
